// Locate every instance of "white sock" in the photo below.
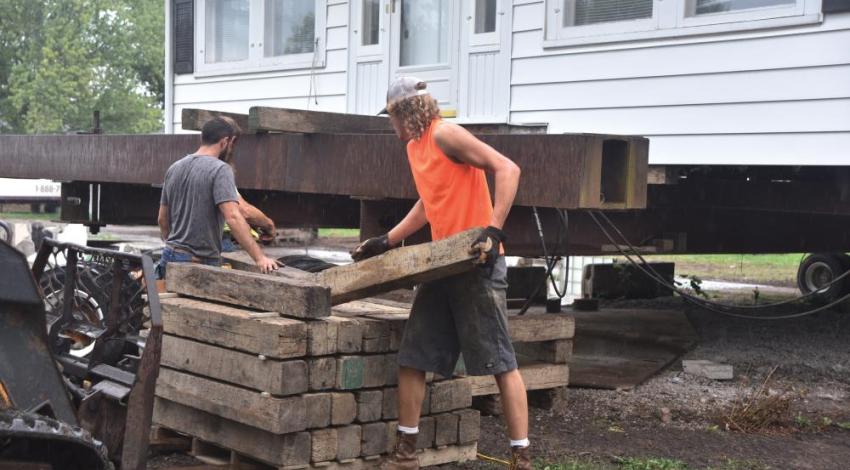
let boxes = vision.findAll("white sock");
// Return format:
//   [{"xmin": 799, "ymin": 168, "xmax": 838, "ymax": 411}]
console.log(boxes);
[
  {"xmin": 510, "ymin": 438, "xmax": 530, "ymax": 448},
  {"xmin": 398, "ymin": 425, "xmax": 419, "ymax": 435}
]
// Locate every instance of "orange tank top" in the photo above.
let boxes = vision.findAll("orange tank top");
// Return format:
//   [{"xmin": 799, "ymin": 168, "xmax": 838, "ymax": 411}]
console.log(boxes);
[{"xmin": 407, "ymin": 119, "xmax": 494, "ymax": 241}]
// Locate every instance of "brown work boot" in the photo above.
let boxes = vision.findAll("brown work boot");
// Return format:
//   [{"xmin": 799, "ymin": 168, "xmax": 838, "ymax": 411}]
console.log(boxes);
[
  {"xmin": 380, "ymin": 431, "xmax": 419, "ymax": 470},
  {"xmin": 510, "ymin": 445, "xmax": 532, "ymax": 470}
]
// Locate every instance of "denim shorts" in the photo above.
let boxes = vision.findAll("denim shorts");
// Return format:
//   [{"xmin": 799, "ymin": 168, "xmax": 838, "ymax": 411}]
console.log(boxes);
[
  {"xmin": 397, "ymin": 257, "xmax": 518, "ymax": 378},
  {"xmin": 155, "ymin": 246, "xmax": 221, "ymax": 280}
]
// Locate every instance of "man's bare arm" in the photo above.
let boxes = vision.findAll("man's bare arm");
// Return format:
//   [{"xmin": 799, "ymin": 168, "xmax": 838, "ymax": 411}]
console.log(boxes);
[
  {"xmin": 237, "ymin": 195, "xmax": 275, "ymax": 234},
  {"xmin": 157, "ymin": 204, "xmax": 169, "ymax": 241},
  {"xmin": 434, "ymin": 123, "xmax": 521, "ymax": 229},
  {"xmin": 219, "ymin": 201, "xmax": 278, "ymax": 273},
  {"xmin": 387, "ymin": 199, "xmax": 428, "ymax": 246}
]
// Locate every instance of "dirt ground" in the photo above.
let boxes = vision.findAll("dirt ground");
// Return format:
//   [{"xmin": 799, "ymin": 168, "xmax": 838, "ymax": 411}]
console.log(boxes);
[
  {"xmin": 102, "ymin": 233, "xmax": 846, "ymax": 469},
  {"xmin": 459, "ymin": 294, "xmax": 850, "ymax": 470}
]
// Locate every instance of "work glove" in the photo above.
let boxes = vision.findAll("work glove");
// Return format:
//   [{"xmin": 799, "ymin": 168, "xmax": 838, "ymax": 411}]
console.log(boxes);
[
  {"xmin": 258, "ymin": 224, "xmax": 277, "ymax": 245},
  {"xmin": 470, "ymin": 226, "xmax": 506, "ymax": 270},
  {"xmin": 350, "ymin": 234, "xmax": 390, "ymax": 262}
]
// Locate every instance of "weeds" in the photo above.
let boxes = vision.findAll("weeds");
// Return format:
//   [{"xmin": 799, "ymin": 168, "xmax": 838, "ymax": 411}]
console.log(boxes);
[
  {"xmin": 681, "ymin": 275, "xmax": 709, "ymax": 298},
  {"xmin": 535, "ymin": 458, "xmax": 609, "ymax": 470},
  {"xmin": 793, "ymin": 414, "xmax": 812, "ymax": 428},
  {"xmin": 721, "ymin": 366, "xmax": 793, "ymax": 434},
  {"xmin": 616, "ymin": 457, "xmax": 689, "ymax": 470},
  {"xmin": 793, "ymin": 414, "xmax": 850, "ymax": 432},
  {"xmin": 707, "ymin": 459, "xmax": 771, "ymax": 470}
]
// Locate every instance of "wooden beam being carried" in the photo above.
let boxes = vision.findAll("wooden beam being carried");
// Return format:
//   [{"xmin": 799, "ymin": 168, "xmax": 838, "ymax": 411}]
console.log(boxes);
[
  {"xmin": 315, "ymin": 228, "xmax": 482, "ymax": 305},
  {"xmin": 181, "ymin": 109, "xmax": 251, "ymax": 133},
  {"xmin": 249, "ymin": 106, "xmax": 392, "ymax": 134}
]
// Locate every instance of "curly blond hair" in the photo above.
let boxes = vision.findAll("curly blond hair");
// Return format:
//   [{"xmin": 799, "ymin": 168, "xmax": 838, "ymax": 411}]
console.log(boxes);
[{"xmin": 387, "ymin": 95, "xmax": 441, "ymax": 141}]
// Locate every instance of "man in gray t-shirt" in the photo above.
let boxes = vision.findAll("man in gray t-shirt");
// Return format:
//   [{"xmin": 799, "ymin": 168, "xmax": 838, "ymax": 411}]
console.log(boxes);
[{"xmin": 157, "ymin": 117, "xmax": 278, "ymax": 277}]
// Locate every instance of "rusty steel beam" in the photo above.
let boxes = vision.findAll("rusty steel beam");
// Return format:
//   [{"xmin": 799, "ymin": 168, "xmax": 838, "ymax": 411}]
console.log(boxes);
[
  {"xmin": 59, "ymin": 182, "xmax": 360, "ymax": 228},
  {"xmin": 0, "ymin": 132, "xmax": 648, "ymax": 210},
  {"xmin": 648, "ymin": 177, "xmax": 850, "ymax": 216},
  {"xmin": 359, "ymin": 198, "xmax": 850, "ymax": 256}
]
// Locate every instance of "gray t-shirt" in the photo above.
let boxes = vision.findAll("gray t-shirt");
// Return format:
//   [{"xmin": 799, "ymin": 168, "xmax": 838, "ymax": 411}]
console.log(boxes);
[{"xmin": 160, "ymin": 154, "xmax": 239, "ymax": 259}]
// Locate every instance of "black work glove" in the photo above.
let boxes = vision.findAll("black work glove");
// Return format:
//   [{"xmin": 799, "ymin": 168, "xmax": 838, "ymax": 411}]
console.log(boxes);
[
  {"xmin": 350, "ymin": 234, "xmax": 390, "ymax": 262},
  {"xmin": 470, "ymin": 226, "xmax": 506, "ymax": 270}
]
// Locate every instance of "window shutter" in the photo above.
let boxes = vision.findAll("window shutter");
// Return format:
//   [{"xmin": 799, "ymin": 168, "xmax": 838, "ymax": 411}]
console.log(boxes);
[
  {"xmin": 174, "ymin": 0, "xmax": 194, "ymax": 74},
  {"xmin": 824, "ymin": 0, "xmax": 850, "ymax": 13}
]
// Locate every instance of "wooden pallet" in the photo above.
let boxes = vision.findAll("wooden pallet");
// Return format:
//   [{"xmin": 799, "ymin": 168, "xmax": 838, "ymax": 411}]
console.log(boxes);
[{"xmin": 156, "ymin": 424, "xmax": 477, "ymax": 470}]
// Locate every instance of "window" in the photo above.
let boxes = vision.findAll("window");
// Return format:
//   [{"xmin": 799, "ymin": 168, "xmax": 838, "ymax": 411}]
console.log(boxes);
[
  {"xmin": 548, "ymin": 0, "xmax": 659, "ymax": 40},
  {"xmin": 196, "ymin": 0, "xmax": 326, "ymax": 75},
  {"xmin": 545, "ymin": 0, "xmax": 820, "ymax": 47},
  {"xmin": 361, "ymin": 0, "xmax": 380, "ymax": 46},
  {"xmin": 475, "ymin": 0, "xmax": 497, "ymax": 33},
  {"xmin": 264, "ymin": 0, "xmax": 315, "ymax": 57},
  {"xmin": 688, "ymin": 0, "xmax": 796, "ymax": 16},
  {"xmin": 204, "ymin": 0, "xmax": 249, "ymax": 63},
  {"xmin": 470, "ymin": 0, "xmax": 500, "ymax": 46},
  {"xmin": 565, "ymin": 0, "xmax": 653, "ymax": 26},
  {"xmin": 399, "ymin": 0, "xmax": 449, "ymax": 67},
  {"xmin": 680, "ymin": 0, "xmax": 806, "ymax": 27}
]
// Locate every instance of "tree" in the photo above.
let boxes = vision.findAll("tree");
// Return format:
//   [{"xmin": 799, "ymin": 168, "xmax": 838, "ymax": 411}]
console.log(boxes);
[{"xmin": 0, "ymin": 0, "xmax": 164, "ymax": 134}]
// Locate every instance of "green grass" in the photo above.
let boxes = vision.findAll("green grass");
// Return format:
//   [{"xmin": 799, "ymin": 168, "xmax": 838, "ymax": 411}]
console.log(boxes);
[
  {"xmin": 0, "ymin": 211, "xmax": 58, "ymax": 221},
  {"xmin": 635, "ymin": 253, "xmax": 806, "ymax": 287},
  {"xmin": 318, "ymin": 228, "xmax": 360, "ymax": 238},
  {"xmin": 530, "ymin": 458, "xmax": 770, "ymax": 470},
  {"xmin": 534, "ymin": 458, "xmax": 613, "ymax": 470},
  {"xmin": 616, "ymin": 458, "xmax": 689, "ymax": 470}
]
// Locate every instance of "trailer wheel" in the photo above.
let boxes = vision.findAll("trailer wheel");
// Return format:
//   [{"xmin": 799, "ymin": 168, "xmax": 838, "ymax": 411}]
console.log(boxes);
[
  {"xmin": 0, "ymin": 220, "xmax": 10, "ymax": 244},
  {"xmin": 796, "ymin": 253, "xmax": 850, "ymax": 303}
]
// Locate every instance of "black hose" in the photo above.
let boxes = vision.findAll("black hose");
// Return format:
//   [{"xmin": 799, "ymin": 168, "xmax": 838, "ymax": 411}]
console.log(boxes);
[
  {"xmin": 588, "ymin": 211, "xmax": 850, "ymax": 320},
  {"xmin": 517, "ymin": 207, "xmax": 569, "ymax": 316}
]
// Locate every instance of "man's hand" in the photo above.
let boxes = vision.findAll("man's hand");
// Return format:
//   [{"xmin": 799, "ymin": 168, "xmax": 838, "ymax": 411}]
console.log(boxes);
[
  {"xmin": 470, "ymin": 226, "xmax": 506, "ymax": 269},
  {"xmin": 256, "ymin": 255, "xmax": 280, "ymax": 274},
  {"xmin": 351, "ymin": 234, "xmax": 390, "ymax": 262}
]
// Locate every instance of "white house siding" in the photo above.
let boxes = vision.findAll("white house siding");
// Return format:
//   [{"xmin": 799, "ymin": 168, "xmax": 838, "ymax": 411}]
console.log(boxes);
[
  {"xmin": 171, "ymin": 0, "xmax": 350, "ymax": 133},
  {"xmin": 509, "ymin": 0, "xmax": 850, "ymax": 165}
]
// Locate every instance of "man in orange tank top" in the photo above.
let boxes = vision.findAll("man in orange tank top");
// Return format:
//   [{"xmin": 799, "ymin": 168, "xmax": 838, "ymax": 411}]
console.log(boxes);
[{"xmin": 351, "ymin": 77, "xmax": 530, "ymax": 470}]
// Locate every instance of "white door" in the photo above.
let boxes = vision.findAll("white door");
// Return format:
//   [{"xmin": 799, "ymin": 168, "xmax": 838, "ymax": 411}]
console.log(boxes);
[
  {"xmin": 349, "ymin": 0, "xmax": 462, "ymax": 116},
  {"xmin": 348, "ymin": 0, "xmax": 391, "ymax": 115},
  {"xmin": 389, "ymin": 0, "xmax": 460, "ymax": 112}
]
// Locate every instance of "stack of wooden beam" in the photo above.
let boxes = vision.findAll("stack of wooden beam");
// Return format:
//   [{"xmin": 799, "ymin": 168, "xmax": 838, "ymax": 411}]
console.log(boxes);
[
  {"xmin": 153, "ymin": 273, "xmax": 482, "ymax": 468},
  {"xmin": 152, "ymin": 229, "xmax": 573, "ymax": 468},
  {"xmin": 152, "ymin": 231, "xmax": 485, "ymax": 469}
]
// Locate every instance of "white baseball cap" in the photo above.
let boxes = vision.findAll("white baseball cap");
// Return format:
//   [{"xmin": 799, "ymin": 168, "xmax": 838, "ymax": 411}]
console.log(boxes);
[{"xmin": 378, "ymin": 76, "xmax": 429, "ymax": 115}]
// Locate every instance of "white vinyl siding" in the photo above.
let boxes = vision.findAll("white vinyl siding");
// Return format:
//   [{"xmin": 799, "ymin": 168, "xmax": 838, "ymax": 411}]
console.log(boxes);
[
  {"xmin": 511, "ymin": 0, "xmax": 850, "ymax": 165},
  {"xmin": 173, "ymin": 0, "xmax": 348, "ymax": 132}
]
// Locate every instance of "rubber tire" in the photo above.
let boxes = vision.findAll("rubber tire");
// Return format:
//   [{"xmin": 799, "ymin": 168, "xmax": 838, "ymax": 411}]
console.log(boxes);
[
  {"xmin": 0, "ymin": 220, "xmax": 10, "ymax": 243},
  {"xmin": 796, "ymin": 253, "xmax": 850, "ymax": 303}
]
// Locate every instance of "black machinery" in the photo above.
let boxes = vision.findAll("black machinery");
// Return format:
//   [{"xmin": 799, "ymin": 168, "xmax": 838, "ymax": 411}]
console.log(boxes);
[{"xmin": 0, "ymin": 238, "xmax": 162, "ymax": 470}]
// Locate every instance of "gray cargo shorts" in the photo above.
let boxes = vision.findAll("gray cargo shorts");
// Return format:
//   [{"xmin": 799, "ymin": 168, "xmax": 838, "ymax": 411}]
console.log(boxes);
[{"xmin": 397, "ymin": 257, "xmax": 518, "ymax": 378}]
